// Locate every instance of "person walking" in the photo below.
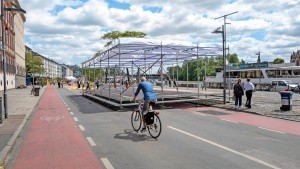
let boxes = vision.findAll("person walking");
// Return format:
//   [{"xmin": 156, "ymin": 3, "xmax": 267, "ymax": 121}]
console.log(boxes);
[
  {"xmin": 233, "ymin": 79, "xmax": 244, "ymax": 109},
  {"xmin": 244, "ymin": 78, "xmax": 255, "ymax": 108}
]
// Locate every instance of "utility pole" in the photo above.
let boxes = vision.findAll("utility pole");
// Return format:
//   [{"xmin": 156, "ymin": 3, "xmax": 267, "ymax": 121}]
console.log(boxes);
[{"xmin": 214, "ymin": 11, "xmax": 238, "ymax": 104}]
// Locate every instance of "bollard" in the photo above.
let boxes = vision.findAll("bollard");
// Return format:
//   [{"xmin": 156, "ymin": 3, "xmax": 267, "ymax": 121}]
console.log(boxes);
[{"xmin": 0, "ymin": 97, "xmax": 2, "ymax": 124}]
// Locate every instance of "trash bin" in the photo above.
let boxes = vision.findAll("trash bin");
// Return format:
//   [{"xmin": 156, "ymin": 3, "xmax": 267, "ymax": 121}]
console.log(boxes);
[
  {"xmin": 34, "ymin": 86, "xmax": 40, "ymax": 96},
  {"xmin": 279, "ymin": 91, "xmax": 294, "ymax": 111}
]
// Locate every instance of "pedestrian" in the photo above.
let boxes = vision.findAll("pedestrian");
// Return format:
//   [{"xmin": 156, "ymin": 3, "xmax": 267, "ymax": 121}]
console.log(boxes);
[
  {"xmin": 58, "ymin": 81, "xmax": 61, "ymax": 88},
  {"xmin": 173, "ymin": 78, "xmax": 178, "ymax": 89},
  {"xmin": 77, "ymin": 81, "xmax": 80, "ymax": 89},
  {"xmin": 169, "ymin": 79, "xmax": 172, "ymax": 87},
  {"xmin": 244, "ymin": 78, "xmax": 255, "ymax": 108},
  {"xmin": 96, "ymin": 80, "xmax": 100, "ymax": 89},
  {"xmin": 233, "ymin": 79, "xmax": 244, "ymax": 109},
  {"xmin": 86, "ymin": 81, "xmax": 90, "ymax": 90}
]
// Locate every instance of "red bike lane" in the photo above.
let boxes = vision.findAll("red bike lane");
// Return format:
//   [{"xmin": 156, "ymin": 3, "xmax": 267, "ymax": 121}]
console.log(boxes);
[
  {"xmin": 13, "ymin": 86, "xmax": 102, "ymax": 169},
  {"xmin": 218, "ymin": 113, "xmax": 300, "ymax": 136},
  {"xmin": 174, "ymin": 103, "xmax": 300, "ymax": 136}
]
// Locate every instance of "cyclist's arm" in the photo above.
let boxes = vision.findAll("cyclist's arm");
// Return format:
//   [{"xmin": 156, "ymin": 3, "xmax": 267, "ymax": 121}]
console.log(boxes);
[{"xmin": 132, "ymin": 84, "xmax": 141, "ymax": 102}]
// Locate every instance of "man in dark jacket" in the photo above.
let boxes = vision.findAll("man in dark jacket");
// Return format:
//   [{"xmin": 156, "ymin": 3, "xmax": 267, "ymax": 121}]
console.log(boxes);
[{"xmin": 233, "ymin": 79, "xmax": 244, "ymax": 109}]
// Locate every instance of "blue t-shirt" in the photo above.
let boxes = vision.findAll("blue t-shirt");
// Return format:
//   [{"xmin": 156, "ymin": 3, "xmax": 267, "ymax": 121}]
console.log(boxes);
[{"xmin": 134, "ymin": 81, "xmax": 157, "ymax": 100}]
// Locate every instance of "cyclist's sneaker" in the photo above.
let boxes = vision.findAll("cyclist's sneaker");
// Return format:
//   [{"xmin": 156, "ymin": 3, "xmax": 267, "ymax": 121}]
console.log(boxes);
[{"xmin": 140, "ymin": 126, "xmax": 147, "ymax": 133}]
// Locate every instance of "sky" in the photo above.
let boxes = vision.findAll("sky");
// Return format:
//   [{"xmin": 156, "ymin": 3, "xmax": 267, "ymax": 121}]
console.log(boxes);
[{"xmin": 19, "ymin": 0, "xmax": 300, "ymax": 66}]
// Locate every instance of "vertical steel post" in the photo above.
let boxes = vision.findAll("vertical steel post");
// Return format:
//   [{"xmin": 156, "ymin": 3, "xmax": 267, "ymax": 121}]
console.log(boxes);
[
  {"xmin": 197, "ymin": 44, "xmax": 200, "ymax": 99},
  {"xmin": 108, "ymin": 51, "xmax": 111, "ymax": 100},
  {"xmin": 0, "ymin": 97, "xmax": 2, "ymax": 124},
  {"xmin": 1, "ymin": 0, "xmax": 7, "ymax": 118},
  {"xmin": 160, "ymin": 42, "xmax": 164, "ymax": 101},
  {"xmin": 186, "ymin": 61, "xmax": 188, "ymax": 90},
  {"xmin": 93, "ymin": 60, "xmax": 95, "ymax": 94},
  {"xmin": 119, "ymin": 41, "xmax": 122, "ymax": 109},
  {"xmin": 222, "ymin": 25, "xmax": 226, "ymax": 104}
]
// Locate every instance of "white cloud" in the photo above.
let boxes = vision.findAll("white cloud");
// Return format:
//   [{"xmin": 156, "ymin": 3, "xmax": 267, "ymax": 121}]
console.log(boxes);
[{"xmin": 19, "ymin": 0, "xmax": 300, "ymax": 65}]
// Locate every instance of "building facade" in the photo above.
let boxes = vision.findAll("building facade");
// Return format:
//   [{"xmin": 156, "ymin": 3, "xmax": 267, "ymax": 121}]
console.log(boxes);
[
  {"xmin": 61, "ymin": 64, "xmax": 73, "ymax": 79},
  {"xmin": 14, "ymin": 0, "xmax": 26, "ymax": 88},
  {"xmin": 290, "ymin": 50, "xmax": 300, "ymax": 66},
  {"xmin": 0, "ymin": 0, "xmax": 25, "ymax": 90}
]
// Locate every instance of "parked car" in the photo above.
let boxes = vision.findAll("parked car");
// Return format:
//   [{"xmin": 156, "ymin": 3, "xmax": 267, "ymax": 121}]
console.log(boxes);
[{"xmin": 269, "ymin": 80, "xmax": 298, "ymax": 92}]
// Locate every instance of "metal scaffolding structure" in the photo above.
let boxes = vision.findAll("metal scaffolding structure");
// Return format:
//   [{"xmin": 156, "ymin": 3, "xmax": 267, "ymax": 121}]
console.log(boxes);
[{"xmin": 81, "ymin": 38, "xmax": 223, "ymax": 108}]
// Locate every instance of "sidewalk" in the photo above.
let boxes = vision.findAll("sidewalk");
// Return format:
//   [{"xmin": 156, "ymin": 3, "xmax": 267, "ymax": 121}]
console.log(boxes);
[{"xmin": 0, "ymin": 86, "xmax": 46, "ymax": 166}]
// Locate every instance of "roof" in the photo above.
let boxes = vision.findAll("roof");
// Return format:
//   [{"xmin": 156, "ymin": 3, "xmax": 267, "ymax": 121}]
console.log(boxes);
[{"xmin": 82, "ymin": 38, "xmax": 222, "ymax": 68}]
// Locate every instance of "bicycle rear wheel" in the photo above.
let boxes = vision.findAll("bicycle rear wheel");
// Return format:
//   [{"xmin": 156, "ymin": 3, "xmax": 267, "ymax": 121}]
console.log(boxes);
[
  {"xmin": 131, "ymin": 110, "xmax": 142, "ymax": 132},
  {"xmin": 147, "ymin": 113, "xmax": 162, "ymax": 139}
]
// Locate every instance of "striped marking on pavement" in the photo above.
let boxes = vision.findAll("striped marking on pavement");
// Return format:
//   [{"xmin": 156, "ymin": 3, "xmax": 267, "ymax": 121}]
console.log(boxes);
[
  {"xmin": 67, "ymin": 108, "xmax": 70, "ymax": 111},
  {"xmin": 73, "ymin": 117, "xmax": 78, "ymax": 121},
  {"xmin": 101, "ymin": 158, "xmax": 114, "ymax": 169},
  {"xmin": 193, "ymin": 112, "xmax": 207, "ymax": 116},
  {"xmin": 168, "ymin": 126, "xmax": 281, "ymax": 169},
  {"xmin": 258, "ymin": 127, "xmax": 286, "ymax": 134},
  {"xmin": 78, "ymin": 125, "xmax": 85, "ymax": 131},
  {"xmin": 70, "ymin": 112, "xmax": 74, "ymax": 116},
  {"xmin": 220, "ymin": 119, "xmax": 238, "ymax": 123},
  {"xmin": 86, "ymin": 137, "xmax": 96, "ymax": 146}
]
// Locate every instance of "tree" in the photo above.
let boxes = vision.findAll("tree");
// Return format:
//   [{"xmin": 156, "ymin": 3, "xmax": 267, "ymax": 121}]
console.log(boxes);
[
  {"xmin": 25, "ymin": 52, "xmax": 44, "ymax": 77},
  {"xmin": 101, "ymin": 31, "xmax": 147, "ymax": 47},
  {"xmin": 226, "ymin": 53, "xmax": 239, "ymax": 63},
  {"xmin": 273, "ymin": 58, "xmax": 284, "ymax": 64}
]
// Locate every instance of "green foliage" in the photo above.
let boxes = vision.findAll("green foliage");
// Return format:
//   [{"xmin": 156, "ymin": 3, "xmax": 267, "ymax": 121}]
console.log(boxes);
[
  {"xmin": 226, "ymin": 53, "xmax": 239, "ymax": 63},
  {"xmin": 101, "ymin": 31, "xmax": 147, "ymax": 47},
  {"xmin": 81, "ymin": 68, "xmax": 105, "ymax": 82},
  {"xmin": 25, "ymin": 52, "xmax": 44, "ymax": 77},
  {"xmin": 273, "ymin": 57, "xmax": 284, "ymax": 64}
]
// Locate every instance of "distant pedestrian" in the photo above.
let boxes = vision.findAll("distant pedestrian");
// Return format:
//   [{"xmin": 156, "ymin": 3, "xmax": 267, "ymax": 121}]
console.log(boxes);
[
  {"xmin": 169, "ymin": 79, "xmax": 172, "ymax": 87},
  {"xmin": 77, "ymin": 81, "xmax": 80, "ymax": 89},
  {"xmin": 58, "ymin": 81, "xmax": 61, "ymax": 88},
  {"xmin": 233, "ymin": 79, "xmax": 244, "ymax": 109},
  {"xmin": 86, "ymin": 81, "xmax": 90, "ymax": 90},
  {"xmin": 173, "ymin": 78, "xmax": 178, "ymax": 89},
  {"xmin": 244, "ymin": 78, "xmax": 255, "ymax": 108},
  {"xmin": 96, "ymin": 80, "xmax": 100, "ymax": 89}
]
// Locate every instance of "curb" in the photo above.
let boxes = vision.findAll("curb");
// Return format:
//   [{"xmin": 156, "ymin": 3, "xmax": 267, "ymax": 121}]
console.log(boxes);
[{"xmin": 0, "ymin": 88, "xmax": 45, "ymax": 166}]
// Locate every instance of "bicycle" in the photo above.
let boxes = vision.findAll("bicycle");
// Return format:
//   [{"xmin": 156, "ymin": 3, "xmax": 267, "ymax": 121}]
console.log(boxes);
[{"xmin": 131, "ymin": 101, "xmax": 162, "ymax": 139}]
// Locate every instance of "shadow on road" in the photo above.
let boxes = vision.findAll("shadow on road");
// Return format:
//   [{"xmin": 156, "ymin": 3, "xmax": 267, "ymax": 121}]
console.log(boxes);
[{"xmin": 114, "ymin": 129, "xmax": 157, "ymax": 142}]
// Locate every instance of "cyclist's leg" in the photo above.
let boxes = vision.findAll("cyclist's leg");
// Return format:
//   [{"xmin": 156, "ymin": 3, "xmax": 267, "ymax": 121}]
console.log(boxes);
[{"xmin": 142, "ymin": 100, "xmax": 151, "ymax": 127}]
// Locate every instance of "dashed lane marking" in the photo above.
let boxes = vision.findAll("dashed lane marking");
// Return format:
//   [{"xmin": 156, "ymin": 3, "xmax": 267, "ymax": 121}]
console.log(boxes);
[
  {"xmin": 168, "ymin": 126, "xmax": 281, "ymax": 169},
  {"xmin": 78, "ymin": 125, "xmax": 85, "ymax": 131},
  {"xmin": 101, "ymin": 158, "xmax": 114, "ymax": 169},
  {"xmin": 86, "ymin": 137, "xmax": 96, "ymax": 146},
  {"xmin": 193, "ymin": 112, "xmax": 207, "ymax": 116},
  {"xmin": 258, "ymin": 127, "xmax": 286, "ymax": 134},
  {"xmin": 220, "ymin": 119, "xmax": 238, "ymax": 123},
  {"xmin": 70, "ymin": 112, "xmax": 74, "ymax": 115},
  {"xmin": 67, "ymin": 108, "xmax": 70, "ymax": 111},
  {"xmin": 73, "ymin": 117, "xmax": 78, "ymax": 121}
]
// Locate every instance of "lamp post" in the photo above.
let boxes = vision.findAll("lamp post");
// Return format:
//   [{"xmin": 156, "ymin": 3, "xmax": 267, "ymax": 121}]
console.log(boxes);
[
  {"xmin": 1, "ymin": 1, "xmax": 26, "ymax": 119},
  {"xmin": 212, "ymin": 25, "xmax": 226, "ymax": 104},
  {"xmin": 256, "ymin": 52, "xmax": 261, "ymax": 90}
]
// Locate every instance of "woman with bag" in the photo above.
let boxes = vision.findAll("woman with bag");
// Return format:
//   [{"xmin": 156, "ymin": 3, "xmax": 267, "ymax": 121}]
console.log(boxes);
[{"xmin": 233, "ymin": 79, "xmax": 244, "ymax": 109}]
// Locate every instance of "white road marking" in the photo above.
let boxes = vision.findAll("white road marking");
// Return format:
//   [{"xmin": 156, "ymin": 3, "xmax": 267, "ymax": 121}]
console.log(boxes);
[
  {"xmin": 73, "ymin": 117, "xmax": 78, "ymax": 121},
  {"xmin": 86, "ymin": 137, "xmax": 96, "ymax": 146},
  {"xmin": 67, "ymin": 108, "xmax": 70, "ymax": 111},
  {"xmin": 101, "ymin": 158, "xmax": 114, "ymax": 169},
  {"xmin": 167, "ymin": 126, "xmax": 281, "ymax": 169},
  {"xmin": 220, "ymin": 119, "xmax": 238, "ymax": 123},
  {"xmin": 78, "ymin": 125, "xmax": 85, "ymax": 131},
  {"xmin": 258, "ymin": 127, "xmax": 286, "ymax": 134},
  {"xmin": 193, "ymin": 112, "xmax": 207, "ymax": 116},
  {"xmin": 70, "ymin": 111, "xmax": 74, "ymax": 115}
]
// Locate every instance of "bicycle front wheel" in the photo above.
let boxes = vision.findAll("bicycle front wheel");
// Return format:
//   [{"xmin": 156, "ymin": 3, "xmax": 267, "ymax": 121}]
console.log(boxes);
[
  {"xmin": 131, "ymin": 110, "xmax": 142, "ymax": 132},
  {"xmin": 148, "ymin": 113, "xmax": 162, "ymax": 139}
]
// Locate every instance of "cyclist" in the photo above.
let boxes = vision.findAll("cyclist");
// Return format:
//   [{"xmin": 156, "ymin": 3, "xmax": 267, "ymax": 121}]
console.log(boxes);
[{"xmin": 132, "ymin": 76, "xmax": 157, "ymax": 132}]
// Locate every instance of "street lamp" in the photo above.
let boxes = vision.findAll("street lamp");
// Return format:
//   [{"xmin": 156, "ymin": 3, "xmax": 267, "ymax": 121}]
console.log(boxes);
[
  {"xmin": 1, "ymin": 1, "xmax": 26, "ymax": 119},
  {"xmin": 256, "ymin": 52, "xmax": 261, "ymax": 90},
  {"xmin": 212, "ymin": 25, "xmax": 226, "ymax": 104}
]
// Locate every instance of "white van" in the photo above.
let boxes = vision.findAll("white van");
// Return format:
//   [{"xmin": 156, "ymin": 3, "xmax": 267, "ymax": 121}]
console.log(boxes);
[{"xmin": 270, "ymin": 80, "xmax": 298, "ymax": 92}]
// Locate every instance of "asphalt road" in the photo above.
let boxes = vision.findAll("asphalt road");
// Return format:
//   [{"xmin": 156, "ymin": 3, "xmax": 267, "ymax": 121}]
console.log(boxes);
[{"xmin": 50, "ymin": 88, "xmax": 300, "ymax": 169}]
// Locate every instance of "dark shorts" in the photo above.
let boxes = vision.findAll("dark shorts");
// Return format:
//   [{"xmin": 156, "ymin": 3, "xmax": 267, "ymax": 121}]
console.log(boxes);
[{"xmin": 142, "ymin": 99, "xmax": 157, "ymax": 115}]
